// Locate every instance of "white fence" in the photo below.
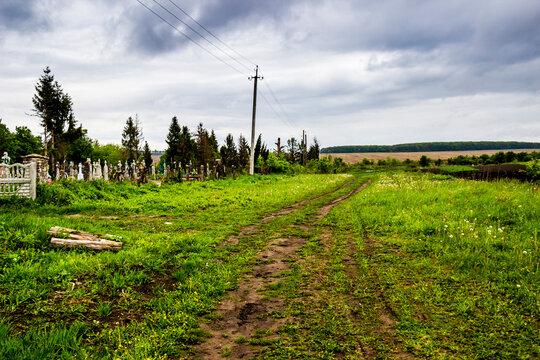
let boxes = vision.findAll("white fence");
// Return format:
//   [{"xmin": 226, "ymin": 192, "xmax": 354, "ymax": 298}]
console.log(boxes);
[{"xmin": 0, "ymin": 163, "xmax": 37, "ymax": 200}]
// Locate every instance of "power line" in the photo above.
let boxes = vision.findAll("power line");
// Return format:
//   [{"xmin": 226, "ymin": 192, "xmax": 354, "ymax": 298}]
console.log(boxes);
[
  {"xmin": 167, "ymin": 0, "xmax": 257, "ymax": 67},
  {"xmin": 259, "ymin": 88, "xmax": 295, "ymax": 131},
  {"xmin": 263, "ymin": 81, "xmax": 294, "ymax": 126},
  {"xmin": 135, "ymin": 0, "xmax": 247, "ymax": 76},
  {"xmin": 151, "ymin": 0, "xmax": 253, "ymax": 73}
]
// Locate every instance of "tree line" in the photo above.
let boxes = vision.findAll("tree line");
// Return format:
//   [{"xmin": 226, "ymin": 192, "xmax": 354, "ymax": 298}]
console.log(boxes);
[
  {"xmin": 2, "ymin": 67, "xmax": 321, "ymax": 176},
  {"xmin": 321, "ymin": 141, "xmax": 540, "ymax": 154}
]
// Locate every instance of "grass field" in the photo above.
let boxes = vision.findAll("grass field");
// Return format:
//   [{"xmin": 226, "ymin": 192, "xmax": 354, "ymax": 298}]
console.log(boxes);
[
  {"xmin": 324, "ymin": 149, "xmax": 540, "ymax": 163},
  {"xmin": 0, "ymin": 172, "xmax": 538, "ymax": 359}
]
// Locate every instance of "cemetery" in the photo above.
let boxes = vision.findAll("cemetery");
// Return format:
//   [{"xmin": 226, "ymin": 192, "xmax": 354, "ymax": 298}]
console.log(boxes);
[{"xmin": 0, "ymin": 150, "xmax": 230, "ymax": 201}]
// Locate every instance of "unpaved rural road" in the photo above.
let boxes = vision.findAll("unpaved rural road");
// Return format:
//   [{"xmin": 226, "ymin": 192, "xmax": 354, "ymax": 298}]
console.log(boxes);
[{"xmin": 192, "ymin": 179, "xmax": 380, "ymax": 359}]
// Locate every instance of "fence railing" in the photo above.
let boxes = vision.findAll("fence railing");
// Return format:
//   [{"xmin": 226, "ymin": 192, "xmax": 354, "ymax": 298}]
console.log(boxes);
[{"xmin": 0, "ymin": 163, "xmax": 37, "ymax": 200}]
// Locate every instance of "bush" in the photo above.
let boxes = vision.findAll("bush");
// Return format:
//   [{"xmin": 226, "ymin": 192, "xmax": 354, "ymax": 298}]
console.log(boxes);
[
  {"xmin": 524, "ymin": 159, "xmax": 540, "ymax": 181},
  {"xmin": 266, "ymin": 153, "xmax": 291, "ymax": 174},
  {"xmin": 36, "ymin": 183, "xmax": 75, "ymax": 206}
]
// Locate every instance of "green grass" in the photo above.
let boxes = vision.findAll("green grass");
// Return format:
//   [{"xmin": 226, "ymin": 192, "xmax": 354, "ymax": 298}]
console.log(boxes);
[
  {"xmin": 0, "ymin": 174, "xmax": 352, "ymax": 359},
  {"xmin": 323, "ymin": 172, "xmax": 539, "ymax": 358},
  {"xmin": 2, "ymin": 171, "xmax": 538, "ymax": 359},
  {"xmin": 439, "ymin": 165, "xmax": 479, "ymax": 172}
]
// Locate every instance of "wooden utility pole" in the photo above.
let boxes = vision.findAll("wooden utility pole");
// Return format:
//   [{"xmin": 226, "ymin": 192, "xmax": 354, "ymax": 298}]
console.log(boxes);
[
  {"xmin": 249, "ymin": 66, "xmax": 262, "ymax": 175},
  {"xmin": 301, "ymin": 130, "xmax": 308, "ymax": 165}
]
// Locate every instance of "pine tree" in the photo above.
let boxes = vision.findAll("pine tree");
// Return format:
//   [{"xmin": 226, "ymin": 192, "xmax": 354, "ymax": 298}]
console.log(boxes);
[
  {"xmin": 32, "ymin": 67, "xmax": 83, "ymax": 172},
  {"xmin": 165, "ymin": 116, "xmax": 181, "ymax": 167},
  {"xmin": 178, "ymin": 125, "xmax": 195, "ymax": 167},
  {"xmin": 195, "ymin": 123, "xmax": 212, "ymax": 167},
  {"xmin": 143, "ymin": 141, "xmax": 153, "ymax": 169},
  {"xmin": 308, "ymin": 137, "xmax": 320, "ymax": 160},
  {"xmin": 209, "ymin": 130, "xmax": 219, "ymax": 159},
  {"xmin": 237, "ymin": 134, "xmax": 250, "ymax": 170},
  {"xmin": 254, "ymin": 134, "xmax": 269, "ymax": 163},
  {"xmin": 220, "ymin": 134, "xmax": 237, "ymax": 167},
  {"xmin": 121, "ymin": 116, "xmax": 142, "ymax": 162}
]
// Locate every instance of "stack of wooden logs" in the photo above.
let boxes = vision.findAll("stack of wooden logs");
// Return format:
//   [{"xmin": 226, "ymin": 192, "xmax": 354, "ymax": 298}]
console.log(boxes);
[{"xmin": 48, "ymin": 226, "xmax": 123, "ymax": 251}]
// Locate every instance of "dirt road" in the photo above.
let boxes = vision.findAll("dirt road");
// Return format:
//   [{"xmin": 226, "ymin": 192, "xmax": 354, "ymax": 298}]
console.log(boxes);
[{"xmin": 191, "ymin": 178, "xmax": 398, "ymax": 359}]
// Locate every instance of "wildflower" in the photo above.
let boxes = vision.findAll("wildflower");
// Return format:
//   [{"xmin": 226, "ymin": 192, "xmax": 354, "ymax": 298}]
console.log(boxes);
[
  {"xmin": 517, "ymin": 284, "xmax": 521, "ymax": 288},
  {"xmin": 523, "ymin": 250, "xmax": 528, "ymax": 254},
  {"xmin": 498, "ymin": 228, "xmax": 503, "ymax": 233},
  {"xmin": 449, "ymin": 234, "xmax": 453, "ymax": 238}
]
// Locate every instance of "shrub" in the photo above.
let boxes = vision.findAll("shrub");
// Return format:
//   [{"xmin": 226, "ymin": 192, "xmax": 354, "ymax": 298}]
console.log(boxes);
[{"xmin": 266, "ymin": 153, "xmax": 291, "ymax": 174}]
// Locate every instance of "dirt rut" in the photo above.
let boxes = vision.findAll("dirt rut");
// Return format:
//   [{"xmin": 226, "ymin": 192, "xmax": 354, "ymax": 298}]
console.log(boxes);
[{"xmin": 192, "ymin": 180, "xmax": 369, "ymax": 359}]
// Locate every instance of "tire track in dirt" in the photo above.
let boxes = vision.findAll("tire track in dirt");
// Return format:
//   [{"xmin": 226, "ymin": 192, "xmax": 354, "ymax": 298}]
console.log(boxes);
[
  {"xmin": 221, "ymin": 178, "xmax": 355, "ymax": 248},
  {"xmin": 192, "ymin": 179, "xmax": 369, "ymax": 359},
  {"xmin": 362, "ymin": 238, "xmax": 415, "ymax": 359}
]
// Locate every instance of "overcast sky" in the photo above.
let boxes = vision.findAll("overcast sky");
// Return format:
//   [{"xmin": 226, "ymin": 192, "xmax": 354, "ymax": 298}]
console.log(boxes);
[{"xmin": 1, "ymin": 0, "xmax": 539, "ymax": 150}]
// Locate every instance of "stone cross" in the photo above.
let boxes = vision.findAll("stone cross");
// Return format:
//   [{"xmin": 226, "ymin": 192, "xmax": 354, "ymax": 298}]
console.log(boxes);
[
  {"xmin": 103, "ymin": 160, "xmax": 109, "ymax": 181},
  {"xmin": 123, "ymin": 161, "xmax": 129, "ymax": 179},
  {"xmin": 78, "ymin": 163, "xmax": 83, "ymax": 180},
  {"xmin": 133, "ymin": 162, "xmax": 139, "ymax": 179},
  {"xmin": 97, "ymin": 161, "xmax": 103, "ymax": 179}
]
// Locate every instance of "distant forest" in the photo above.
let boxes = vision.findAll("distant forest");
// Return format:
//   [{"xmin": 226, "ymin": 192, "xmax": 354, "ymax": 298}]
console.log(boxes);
[{"xmin": 321, "ymin": 141, "xmax": 540, "ymax": 154}]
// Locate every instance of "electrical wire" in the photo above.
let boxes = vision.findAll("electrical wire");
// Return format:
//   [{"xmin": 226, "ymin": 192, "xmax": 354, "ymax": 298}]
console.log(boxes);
[
  {"xmin": 263, "ymin": 81, "xmax": 295, "ymax": 127},
  {"xmin": 136, "ymin": 0, "xmax": 297, "ymax": 135},
  {"xmin": 135, "ymin": 0, "xmax": 247, "ymax": 76},
  {"xmin": 167, "ymin": 0, "xmax": 257, "ymax": 68},
  {"xmin": 151, "ymin": 0, "xmax": 253, "ymax": 73},
  {"xmin": 258, "ymin": 88, "xmax": 295, "ymax": 131}
]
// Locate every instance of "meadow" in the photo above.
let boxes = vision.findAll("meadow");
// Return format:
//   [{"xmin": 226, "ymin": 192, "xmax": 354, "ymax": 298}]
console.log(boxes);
[{"xmin": 0, "ymin": 171, "xmax": 538, "ymax": 359}]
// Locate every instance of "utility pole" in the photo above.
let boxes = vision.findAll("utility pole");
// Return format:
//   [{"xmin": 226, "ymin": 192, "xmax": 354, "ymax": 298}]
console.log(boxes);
[
  {"xmin": 304, "ymin": 131, "xmax": 308, "ymax": 164},
  {"xmin": 301, "ymin": 130, "xmax": 308, "ymax": 165},
  {"xmin": 249, "ymin": 65, "xmax": 262, "ymax": 175}
]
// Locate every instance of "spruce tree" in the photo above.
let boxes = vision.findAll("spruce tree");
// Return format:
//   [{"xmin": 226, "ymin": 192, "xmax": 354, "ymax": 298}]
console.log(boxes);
[
  {"xmin": 208, "ymin": 130, "xmax": 220, "ymax": 159},
  {"xmin": 143, "ymin": 141, "xmax": 153, "ymax": 169},
  {"xmin": 165, "ymin": 116, "xmax": 181, "ymax": 167},
  {"xmin": 32, "ymin": 67, "xmax": 83, "ymax": 172},
  {"xmin": 308, "ymin": 137, "xmax": 320, "ymax": 160},
  {"xmin": 220, "ymin": 134, "xmax": 237, "ymax": 167},
  {"xmin": 195, "ymin": 123, "xmax": 212, "ymax": 167},
  {"xmin": 121, "ymin": 116, "xmax": 142, "ymax": 162},
  {"xmin": 237, "ymin": 134, "xmax": 250, "ymax": 170},
  {"xmin": 178, "ymin": 126, "xmax": 195, "ymax": 167},
  {"xmin": 254, "ymin": 134, "xmax": 269, "ymax": 163}
]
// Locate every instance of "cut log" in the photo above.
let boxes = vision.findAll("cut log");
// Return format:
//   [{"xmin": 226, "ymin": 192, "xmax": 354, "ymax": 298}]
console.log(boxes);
[
  {"xmin": 48, "ymin": 226, "xmax": 122, "ymax": 251},
  {"xmin": 51, "ymin": 237, "xmax": 123, "ymax": 250},
  {"xmin": 47, "ymin": 226, "xmax": 118, "ymax": 241}
]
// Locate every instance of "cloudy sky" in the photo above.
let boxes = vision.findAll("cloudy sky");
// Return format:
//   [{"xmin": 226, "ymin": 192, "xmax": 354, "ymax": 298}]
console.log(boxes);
[{"xmin": 1, "ymin": 0, "xmax": 539, "ymax": 150}]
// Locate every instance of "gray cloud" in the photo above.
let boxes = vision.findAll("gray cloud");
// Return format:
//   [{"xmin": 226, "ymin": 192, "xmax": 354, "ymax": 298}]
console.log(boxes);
[
  {"xmin": 0, "ymin": 0, "xmax": 539, "ymax": 149},
  {"xmin": 0, "ymin": 0, "xmax": 49, "ymax": 32}
]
